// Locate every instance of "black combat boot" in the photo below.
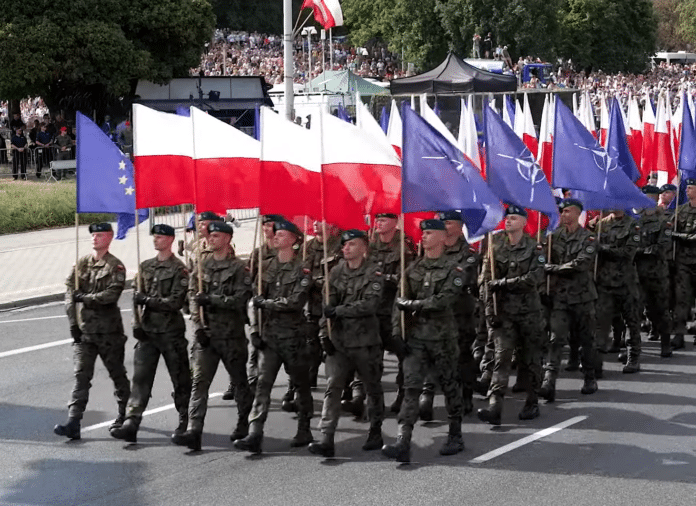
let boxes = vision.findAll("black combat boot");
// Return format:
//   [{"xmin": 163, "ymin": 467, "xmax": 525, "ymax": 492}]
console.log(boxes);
[
  {"xmin": 661, "ymin": 334, "xmax": 673, "ymax": 358},
  {"xmin": 474, "ymin": 375, "xmax": 491, "ymax": 396},
  {"xmin": 110, "ymin": 417, "xmax": 138, "ymax": 443},
  {"xmin": 281, "ymin": 386, "xmax": 297, "ymax": 412},
  {"xmin": 538, "ymin": 374, "xmax": 556, "ymax": 403},
  {"xmin": 290, "ymin": 416, "xmax": 314, "ymax": 447},
  {"xmin": 172, "ymin": 429, "xmax": 202, "ymax": 451},
  {"xmin": 172, "ymin": 411, "xmax": 187, "ymax": 437},
  {"xmin": 230, "ymin": 417, "xmax": 249, "ymax": 442},
  {"xmin": 462, "ymin": 387, "xmax": 474, "ymax": 415},
  {"xmin": 233, "ymin": 422, "xmax": 263, "ymax": 454},
  {"xmin": 565, "ymin": 347, "xmax": 580, "ymax": 371},
  {"xmin": 671, "ymin": 334, "xmax": 685, "ymax": 350},
  {"xmin": 222, "ymin": 381, "xmax": 236, "ymax": 401},
  {"xmin": 54, "ymin": 417, "xmax": 81, "ymax": 440},
  {"xmin": 439, "ymin": 419, "xmax": 465, "ymax": 456},
  {"xmin": 109, "ymin": 405, "xmax": 126, "ymax": 431},
  {"xmin": 477, "ymin": 394, "xmax": 502, "ymax": 426},
  {"xmin": 341, "ymin": 384, "xmax": 366, "ymax": 419},
  {"xmin": 389, "ymin": 388, "xmax": 404, "ymax": 413},
  {"xmin": 382, "ymin": 425, "xmax": 412, "ymax": 463},
  {"xmin": 622, "ymin": 355, "xmax": 640, "ymax": 374},
  {"xmin": 418, "ymin": 390, "xmax": 434, "ymax": 421},
  {"xmin": 308, "ymin": 432, "xmax": 335, "ymax": 457},
  {"xmin": 362, "ymin": 424, "xmax": 383, "ymax": 451},
  {"xmin": 617, "ymin": 350, "xmax": 628, "ymax": 364},
  {"xmin": 580, "ymin": 375, "xmax": 598, "ymax": 395},
  {"xmin": 519, "ymin": 386, "xmax": 540, "ymax": 420}
]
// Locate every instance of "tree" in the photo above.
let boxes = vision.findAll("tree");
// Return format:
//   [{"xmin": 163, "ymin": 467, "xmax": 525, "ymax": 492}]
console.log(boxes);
[
  {"xmin": 0, "ymin": 0, "xmax": 215, "ymax": 116},
  {"xmin": 210, "ymin": 0, "xmax": 305, "ymax": 34},
  {"xmin": 654, "ymin": 0, "xmax": 690, "ymax": 50},
  {"xmin": 677, "ymin": 0, "xmax": 696, "ymax": 47},
  {"xmin": 559, "ymin": 0, "xmax": 657, "ymax": 73}
]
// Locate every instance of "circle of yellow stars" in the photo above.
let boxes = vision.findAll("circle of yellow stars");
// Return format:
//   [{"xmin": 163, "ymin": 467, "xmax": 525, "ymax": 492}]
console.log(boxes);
[{"xmin": 117, "ymin": 159, "xmax": 135, "ymax": 195}]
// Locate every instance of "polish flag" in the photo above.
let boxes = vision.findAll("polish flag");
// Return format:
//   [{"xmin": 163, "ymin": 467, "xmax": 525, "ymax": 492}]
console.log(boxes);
[
  {"xmin": 321, "ymin": 108, "xmax": 401, "ymax": 230},
  {"xmin": 522, "ymin": 93, "xmax": 538, "ymax": 155},
  {"xmin": 190, "ymin": 107, "xmax": 260, "ymax": 214},
  {"xmin": 584, "ymin": 92, "xmax": 598, "ymax": 139},
  {"xmin": 386, "ymin": 99, "xmax": 403, "ymax": 158},
  {"xmin": 627, "ymin": 95, "xmax": 644, "ymax": 183},
  {"xmin": 301, "ymin": 0, "xmax": 343, "ymax": 30},
  {"xmin": 420, "ymin": 95, "xmax": 458, "ymax": 146},
  {"xmin": 599, "ymin": 95, "xmax": 609, "ymax": 147},
  {"xmin": 457, "ymin": 96, "xmax": 481, "ymax": 170},
  {"xmin": 655, "ymin": 94, "xmax": 677, "ymax": 185},
  {"xmin": 259, "ymin": 107, "xmax": 321, "ymax": 220},
  {"xmin": 133, "ymin": 104, "xmax": 194, "ymax": 208},
  {"xmin": 641, "ymin": 92, "xmax": 656, "ymax": 181},
  {"xmin": 537, "ymin": 94, "xmax": 553, "ymax": 181},
  {"xmin": 672, "ymin": 94, "xmax": 684, "ymax": 165}
]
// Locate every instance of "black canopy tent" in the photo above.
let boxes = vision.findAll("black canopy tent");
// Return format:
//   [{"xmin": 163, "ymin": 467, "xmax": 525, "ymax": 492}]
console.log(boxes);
[{"xmin": 390, "ymin": 53, "xmax": 517, "ymax": 95}]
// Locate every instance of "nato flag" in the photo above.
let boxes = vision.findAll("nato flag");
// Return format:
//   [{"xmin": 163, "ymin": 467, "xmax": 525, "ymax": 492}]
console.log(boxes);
[
  {"xmin": 607, "ymin": 97, "xmax": 640, "ymax": 182},
  {"xmin": 679, "ymin": 92, "xmax": 696, "ymax": 179}
]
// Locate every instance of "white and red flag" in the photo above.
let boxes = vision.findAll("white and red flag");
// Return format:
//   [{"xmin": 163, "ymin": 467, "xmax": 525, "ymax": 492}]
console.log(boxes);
[
  {"xmin": 641, "ymin": 92, "xmax": 657, "ymax": 181},
  {"xmin": 386, "ymin": 99, "xmax": 403, "ymax": 158},
  {"xmin": 458, "ymin": 95, "xmax": 481, "ymax": 171},
  {"xmin": 537, "ymin": 94, "xmax": 554, "ymax": 181},
  {"xmin": 655, "ymin": 94, "xmax": 677, "ymax": 185},
  {"xmin": 521, "ymin": 93, "xmax": 538, "ymax": 155},
  {"xmin": 133, "ymin": 104, "xmax": 194, "ymax": 208},
  {"xmin": 301, "ymin": 0, "xmax": 343, "ymax": 30},
  {"xmin": 190, "ymin": 107, "xmax": 260, "ymax": 214},
  {"xmin": 627, "ymin": 95, "xmax": 644, "ymax": 183},
  {"xmin": 599, "ymin": 95, "xmax": 609, "ymax": 147}
]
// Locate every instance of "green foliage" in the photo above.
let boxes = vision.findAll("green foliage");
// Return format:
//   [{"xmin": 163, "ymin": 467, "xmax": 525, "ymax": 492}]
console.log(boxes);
[
  {"xmin": 0, "ymin": 180, "xmax": 112, "ymax": 234},
  {"xmin": 655, "ymin": 0, "xmax": 689, "ymax": 50},
  {"xmin": 677, "ymin": 0, "xmax": 696, "ymax": 45},
  {"xmin": 0, "ymin": 0, "xmax": 215, "ymax": 113}
]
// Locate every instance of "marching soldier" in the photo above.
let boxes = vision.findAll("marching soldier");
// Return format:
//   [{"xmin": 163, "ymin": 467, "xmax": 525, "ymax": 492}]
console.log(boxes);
[
  {"xmin": 55, "ymin": 223, "xmax": 130, "ymax": 440},
  {"xmin": 478, "ymin": 206, "xmax": 545, "ymax": 425},
  {"xmin": 234, "ymin": 219, "xmax": 314, "ymax": 454},
  {"xmin": 541, "ymin": 199, "xmax": 598, "ymax": 401},
  {"xmin": 382, "ymin": 220, "xmax": 465, "ymax": 463},
  {"xmin": 173, "ymin": 221, "xmax": 253, "ymax": 451},
  {"xmin": 111, "ymin": 224, "xmax": 191, "ymax": 443},
  {"xmin": 308, "ymin": 229, "xmax": 385, "ymax": 457}
]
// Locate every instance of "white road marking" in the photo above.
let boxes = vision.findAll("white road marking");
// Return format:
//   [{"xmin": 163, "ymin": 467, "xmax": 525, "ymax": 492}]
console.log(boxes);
[
  {"xmin": 469, "ymin": 415, "xmax": 588, "ymax": 464},
  {"xmin": 0, "ymin": 339, "xmax": 73, "ymax": 358},
  {"xmin": 82, "ymin": 393, "xmax": 223, "ymax": 433},
  {"xmin": 0, "ymin": 308, "xmax": 132, "ymax": 325}
]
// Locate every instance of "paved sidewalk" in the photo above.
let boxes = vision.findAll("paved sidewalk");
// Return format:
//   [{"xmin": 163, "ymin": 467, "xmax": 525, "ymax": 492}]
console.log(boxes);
[{"xmin": 0, "ymin": 219, "xmax": 258, "ymax": 309}]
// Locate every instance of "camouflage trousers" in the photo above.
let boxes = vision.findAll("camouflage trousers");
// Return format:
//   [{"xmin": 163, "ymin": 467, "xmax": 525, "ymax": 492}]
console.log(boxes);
[
  {"xmin": 189, "ymin": 337, "xmax": 252, "ymax": 431},
  {"xmin": 639, "ymin": 274, "xmax": 671, "ymax": 338},
  {"xmin": 126, "ymin": 331, "xmax": 191, "ymax": 423},
  {"xmin": 673, "ymin": 262, "xmax": 696, "ymax": 335},
  {"xmin": 399, "ymin": 338, "xmax": 462, "ymax": 427},
  {"xmin": 596, "ymin": 286, "xmax": 642, "ymax": 358},
  {"xmin": 319, "ymin": 345, "xmax": 384, "ymax": 434},
  {"xmin": 545, "ymin": 302, "xmax": 596, "ymax": 379},
  {"xmin": 249, "ymin": 338, "xmax": 313, "ymax": 425},
  {"xmin": 304, "ymin": 318, "xmax": 323, "ymax": 386},
  {"xmin": 488, "ymin": 311, "xmax": 544, "ymax": 398},
  {"xmin": 68, "ymin": 333, "xmax": 130, "ymax": 419}
]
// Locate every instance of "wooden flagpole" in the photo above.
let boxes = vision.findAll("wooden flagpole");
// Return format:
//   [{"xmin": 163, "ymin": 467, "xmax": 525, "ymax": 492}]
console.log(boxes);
[{"xmin": 318, "ymin": 109, "xmax": 332, "ymax": 338}]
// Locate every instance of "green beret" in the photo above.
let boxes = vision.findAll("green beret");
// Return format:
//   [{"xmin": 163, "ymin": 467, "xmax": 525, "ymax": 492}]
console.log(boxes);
[
  {"xmin": 341, "ymin": 229, "xmax": 368, "ymax": 245},
  {"xmin": 438, "ymin": 210, "xmax": 463, "ymax": 221},
  {"xmin": 376, "ymin": 213, "xmax": 398, "ymax": 219},
  {"xmin": 559, "ymin": 198, "xmax": 583, "ymax": 211},
  {"xmin": 273, "ymin": 219, "xmax": 302, "ymax": 237},
  {"xmin": 89, "ymin": 222, "xmax": 113, "ymax": 233},
  {"xmin": 208, "ymin": 221, "xmax": 234, "ymax": 235},
  {"xmin": 262, "ymin": 214, "xmax": 284, "ymax": 224},
  {"xmin": 660, "ymin": 184, "xmax": 677, "ymax": 193},
  {"xmin": 198, "ymin": 211, "xmax": 223, "ymax": 222},
  {"xmin": 151, "ymin": 224, "xmax": 175, "ymax": 236},
  {"xmin": 420, "ymin": 219, "xmax": 446, "ymax": 231},
  {"xmin": 641, "ymin": 185, "xmax": 661, "ymax": 195},
  {"xmin": 505, "ymin": 205, "xmax": 528, "ymax": 217}
]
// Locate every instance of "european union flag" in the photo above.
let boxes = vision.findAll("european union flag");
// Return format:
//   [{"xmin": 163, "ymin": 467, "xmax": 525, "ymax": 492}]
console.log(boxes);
[
  {"xmin": 402, "ymin": 103, "xmax": 504, "ymax": 237},
  {"xmin": 483, "ymin": 104, "xmax": 559, "ymax": 231},
  {"xmin": 607, "ymin": 97, "xmax": 640, "ymax": 182},
  {"xmin": 679, "ymin": 92, "xmax": 696, "ymax": 179}
]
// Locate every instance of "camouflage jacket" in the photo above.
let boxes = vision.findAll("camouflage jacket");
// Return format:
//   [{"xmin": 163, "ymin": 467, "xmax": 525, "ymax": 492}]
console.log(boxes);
[
  {"xmin": 635, "ymin": 209, "xmax": 671, "ymax": 279},
  {"xmin": 251, "ymin": 254, "xmax": 312, "ymax": 344},
  {"xmin": 481, "ymin": 233, "xmax": 545, "ymax": 316},
  {"xmin": 319, "ymin": 259, "xmax": 383, "ymax": 349},
  {"xmin": 592, "ymin": 214, "xmax": 640, "ymax": 291},
  {"xmin": 392, "ymin": 254, "xmax": 462, "ymax": 342},
  {"xmin": 368, "ymin": 232, "xmax": 415, "ymax": 316},
  {"xmin": 304, "ymin": 235, "xmax": 343, "ymax": 319},
  {"xmin": 190, "ymin": 251, "xmax": 251, "ymax": 339},
  {"xmin": 136, "ymin": 255, "xmax": 188, "ymax": 334},
  {"xmin": 443, "ymin": 236, "xmax": 480, "ymax": 316},
  {"xmin": 65, "ymin": 252, "xmax": 126, "ymax": 334},
  {"xmin": 545, "ymin": 225, "xmax": 598, "ymax": 306},
  {"xmin": 673, "ymin": 202, "xmax": 696, "ymax": 265}
]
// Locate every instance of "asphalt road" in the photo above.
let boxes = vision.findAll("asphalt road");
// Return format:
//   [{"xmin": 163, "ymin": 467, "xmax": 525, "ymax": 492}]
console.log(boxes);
[{"xmin": 2, "ymin": 296, "xmax": 696, "ymax": 506}]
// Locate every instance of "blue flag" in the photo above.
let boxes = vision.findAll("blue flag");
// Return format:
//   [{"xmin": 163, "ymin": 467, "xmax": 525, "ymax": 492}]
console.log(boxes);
[
  {"xmin": 679, "ymin": 93, "xmax": 696, "ymax": 179},
  {"xmin": 380, "ymin": 106, "xmax": 390, "ymax": 134},
  {"xmin": 337, "ymin": 104, "xmax": 351, "ymax": 123},
  {"xmin": 116, "ymin": 209, "xmax": 149, "ymax": 240},
  {"xmin": 607, "ymin": 98, "xmax": 640, "ymax": 182},
  {"xmin": 553, "ymin": 99, "xmax": 607, "ymax": 192},
  {"xmin": 505, "ymin": 95, "xmax": 515, "ymax": 125},
  {"xmin": 483, "ymin": 104, "xmax": 559, "ymax": 231},
  {"xmin": 402, "ymin": 103, "xmax": 504, "ymax": 237},
  {"xmin": 433, "ymin": 102, "xmax": 441, "ymax": 117}
]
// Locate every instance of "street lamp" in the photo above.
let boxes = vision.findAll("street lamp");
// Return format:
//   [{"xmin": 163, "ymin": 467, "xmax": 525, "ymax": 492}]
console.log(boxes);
[{"xmin": 302, "ymin": 26, "xmax": 317, "ymax": 93}]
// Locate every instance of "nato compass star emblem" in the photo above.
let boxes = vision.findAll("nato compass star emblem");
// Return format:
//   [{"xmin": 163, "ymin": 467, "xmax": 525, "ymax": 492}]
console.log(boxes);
[
  {"xmin": 496, "ymin": 149, "xmax": 547, "ymax": 202},
  {"xmin": 422, "ymin": 155, "xmax": 477, "ymax": 203},
  {"xmin": 573, "ymin": 143, "xmax": 617, "ymax": 190}
]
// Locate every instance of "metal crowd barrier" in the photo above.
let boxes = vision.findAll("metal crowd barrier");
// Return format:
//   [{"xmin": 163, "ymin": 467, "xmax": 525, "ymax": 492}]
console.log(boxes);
[{"xmin": 148, "ymin": 206, "xmax": 259, "ymax": 230}]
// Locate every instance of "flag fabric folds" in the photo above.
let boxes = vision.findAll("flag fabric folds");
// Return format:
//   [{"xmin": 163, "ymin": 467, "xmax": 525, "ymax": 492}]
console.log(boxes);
[
  {"xmin": 484, "ymin": 104, "xmax": 559, "ymax": 231},
  {"xmin": 402, "ymin": 104, "xmax": 503, "ymax": 237},
  {"xmin": 607, "ymin": 98, "xmax": 641, "ymax": 183},
  {"xmin": 387, "ymin": 99, "xmax": 403, "ymax": 158},
  {"xmin": 679, "ymin": 93, "xmax": 696, "ymax": 179},
  {"xmin": 301, "ymin": 0, "xmax": 343, "ymax": 29},
  {"xmin": 380, "ymin": 106, "xmax": 390, "ymax": 134}
]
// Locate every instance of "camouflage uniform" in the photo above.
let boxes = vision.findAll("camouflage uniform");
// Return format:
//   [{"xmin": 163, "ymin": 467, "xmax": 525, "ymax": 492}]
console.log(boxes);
[
  {"xmin": 65, "ymin": 253, "xmax": 130, "ymax": 420},
  {"xmin": 671, "ymin": 202, "xmax": 696, "ymax": 344},
  {"xmin": 543, "ymin": 225, "xmax": 598, "ymax": 397},
  {"xmin": 318, "ymin": 259, "xmax": 384, "ymax": 437},
  {"xmin": 481, "ymin": 233, "xmax": 545, "ymax": 412},
  {"xmin": 591, "ymin": 214, "xmax": 642, "ymax": 370},
  {"xmin": 636, "ymin": 209, "xmax": 672, "ymax": 355},
  {"xmin": 188, "ymin": 250, "xmax": 253, "ymax": 434}
]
